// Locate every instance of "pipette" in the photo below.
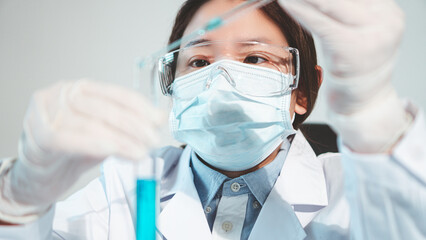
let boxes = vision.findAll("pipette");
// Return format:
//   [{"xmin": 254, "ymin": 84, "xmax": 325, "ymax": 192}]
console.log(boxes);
[
  {"xmin": 135, "ymin": 1, "xmax": 274, "ymax": 240},
  {"xmin": 137, "ymin": 0, "xmax": 275, "ymax": 69}
]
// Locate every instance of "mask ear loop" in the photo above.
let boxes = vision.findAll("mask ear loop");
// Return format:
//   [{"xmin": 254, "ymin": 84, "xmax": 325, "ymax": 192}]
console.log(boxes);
[{"xmin": 291, "ymin": 113, "xmax": 296, "ymax": 123}]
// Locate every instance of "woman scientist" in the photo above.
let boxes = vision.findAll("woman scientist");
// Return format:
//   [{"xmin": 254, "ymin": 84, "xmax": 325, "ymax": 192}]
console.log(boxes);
[{"xmin": 0, "ymin": 0, "xmax": 425, "ymax": 239}]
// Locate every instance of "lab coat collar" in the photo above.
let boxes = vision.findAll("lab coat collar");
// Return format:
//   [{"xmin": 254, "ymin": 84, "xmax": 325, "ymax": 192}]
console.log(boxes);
[
  {"xmin": 249, "ymin": 130, "xmax": 329, "ymax": 239},
  {"xmin": 158, "ymin": 146, "xmax": 213, "ymax": 240},
  {"xmin": 277, "ymin": 130, "xmax": 328, "ymax": 207}
]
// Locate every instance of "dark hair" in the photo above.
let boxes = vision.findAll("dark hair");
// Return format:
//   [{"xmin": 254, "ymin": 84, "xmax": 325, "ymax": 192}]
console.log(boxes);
[{"xmin": 168, "ymin": 0, "xmax": 319, "ymax": 129}]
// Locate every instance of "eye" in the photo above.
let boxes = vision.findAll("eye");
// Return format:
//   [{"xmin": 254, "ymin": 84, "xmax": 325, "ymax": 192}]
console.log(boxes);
[
  {"xmin": 244, "ymin": 55, "xmax": 269, "ymax": 64},
  {"xmin": 190, "ymin": 59, "xmax": 210, "ymax": 68}
]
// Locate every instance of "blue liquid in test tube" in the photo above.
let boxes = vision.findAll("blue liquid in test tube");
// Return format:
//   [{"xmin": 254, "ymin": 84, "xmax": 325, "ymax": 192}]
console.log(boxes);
[
  {"xmin": 136, "ymin": 178, "xmax": 157, "ymax": 240},
  {"xmin": 135, "ymin": 154, "xmax": 157, "ymax": 240}
]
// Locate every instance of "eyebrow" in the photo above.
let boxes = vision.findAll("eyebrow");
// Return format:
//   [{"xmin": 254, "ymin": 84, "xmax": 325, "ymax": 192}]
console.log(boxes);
[
  {"xmin": 183, "ymin": 37, "xmax": 274, "ymax": 48},
  {"xmin": 184, "ymin": 38, "xmax": 211, "ymax": 48}
]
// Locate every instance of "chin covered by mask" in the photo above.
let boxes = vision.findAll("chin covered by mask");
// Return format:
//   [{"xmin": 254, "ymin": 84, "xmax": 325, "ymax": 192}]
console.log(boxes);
[{"xmin": 170, "ymin": 60, "xmax": 296, "ymax": 171}]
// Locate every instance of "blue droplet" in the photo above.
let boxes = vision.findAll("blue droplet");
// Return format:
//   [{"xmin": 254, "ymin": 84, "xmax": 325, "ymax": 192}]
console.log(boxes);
[{"xmin": 205, "ymin": 17, "xmax": 223, "ymax": 31}]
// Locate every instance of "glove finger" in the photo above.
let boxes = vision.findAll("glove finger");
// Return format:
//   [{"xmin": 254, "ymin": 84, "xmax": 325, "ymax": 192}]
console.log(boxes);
[
  {"xmin": 23, "ymin": 80, "xmax": 165, "ymax": 162},
  {"xmin": 22, "ymin": 103, "xmax": 158, "ymax": 164},
  {"xmin": 58, "ymin": 122, "xmax": 153, "ymax": 162},
  {"xmin": 281, "ymin": 0, "xmax": 343, "ymax": 37},
  {"xmin": 66, "ymin": 93, "xmax": 164, "ymax": 149},
  {"xmin": 281, "ymin": 0, "xmax": 369, "ymax": 27},
  {"xmin": 71, "ymin": 80, "xmax": 167, "ymax": 128}
]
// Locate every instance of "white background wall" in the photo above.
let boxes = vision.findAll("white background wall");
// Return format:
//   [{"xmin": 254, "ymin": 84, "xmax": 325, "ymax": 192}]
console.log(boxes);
[{"xmin": 1, "ymin": 1, "xmax": 425, "ymax": 157}]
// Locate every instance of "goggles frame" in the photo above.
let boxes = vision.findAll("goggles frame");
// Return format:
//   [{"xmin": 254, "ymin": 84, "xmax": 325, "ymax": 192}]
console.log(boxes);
[{"xmin": 157, "ymin": 41, "xmax": 300, "ymax": 97}]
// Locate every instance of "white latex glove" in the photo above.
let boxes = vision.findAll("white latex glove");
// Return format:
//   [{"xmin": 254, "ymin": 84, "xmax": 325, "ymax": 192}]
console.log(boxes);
[
  {"xmin": 278, "ymin": 0, "xmax": 413, "ymax": 152},
  {"xmin": 0, "ymin": 80, "xmax": 166, "ymax": 223}
]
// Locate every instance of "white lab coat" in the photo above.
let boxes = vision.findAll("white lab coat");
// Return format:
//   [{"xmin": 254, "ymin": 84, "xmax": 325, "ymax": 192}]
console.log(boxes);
[{"xmin": 0, "ymin": 102, "xmax": 425, "ymax": 240}]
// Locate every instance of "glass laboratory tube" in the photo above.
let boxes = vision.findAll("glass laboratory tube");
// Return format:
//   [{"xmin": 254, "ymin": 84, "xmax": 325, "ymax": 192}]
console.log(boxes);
[
  {"xmin": 134, "ymin": 52, "xmax": 167, "ymax": 240},
  {"xmin": 135, "ymin": 155, "xmax": 157, "ymax": 240}
]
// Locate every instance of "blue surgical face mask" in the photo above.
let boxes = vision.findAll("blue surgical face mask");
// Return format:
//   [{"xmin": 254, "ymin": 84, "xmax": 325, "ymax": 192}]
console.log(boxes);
[{"xmin": 170, "ymin": 60, "xmax": 296, "ymax": 171}]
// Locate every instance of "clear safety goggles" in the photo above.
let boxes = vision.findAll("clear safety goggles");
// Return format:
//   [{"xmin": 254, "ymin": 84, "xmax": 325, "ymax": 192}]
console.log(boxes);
[{"xmin": 157, "ymin": 41, "xmax": 300, "ymax": 98}]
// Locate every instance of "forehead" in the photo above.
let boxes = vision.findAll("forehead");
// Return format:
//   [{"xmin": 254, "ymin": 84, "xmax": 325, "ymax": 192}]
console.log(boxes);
[{"xmin": 182, "ymin": 0, "xmax": 288, "ymax": 47}]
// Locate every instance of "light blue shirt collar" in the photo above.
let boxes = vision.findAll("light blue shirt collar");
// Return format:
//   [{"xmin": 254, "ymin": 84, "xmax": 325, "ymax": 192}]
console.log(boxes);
[
  {"xmin": 190, "ymin": 150, "xmax": 228, "ymax": 207},
  {"xmin": 190, "ymin": 139, "xmax": 292, "ymax": 207}
]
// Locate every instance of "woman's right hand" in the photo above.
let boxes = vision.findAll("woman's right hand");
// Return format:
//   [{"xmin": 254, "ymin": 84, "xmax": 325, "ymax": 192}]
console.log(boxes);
[
  {"xmin": 0, "ymin": 80, "xmax": 166, "ymax": 223},
  {"xmin": 278, "ymin": 0, "xmax": 411, "ymax": 153}
]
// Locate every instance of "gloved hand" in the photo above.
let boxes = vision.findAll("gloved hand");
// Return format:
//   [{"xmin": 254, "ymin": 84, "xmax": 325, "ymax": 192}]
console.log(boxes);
[
  {"xmin": 0, "ymin": 80, "xmax": 166, "ymax": 223},
  {"xmin": 278, "ymin": 0, "xmax": 413, "ymax": 152}
]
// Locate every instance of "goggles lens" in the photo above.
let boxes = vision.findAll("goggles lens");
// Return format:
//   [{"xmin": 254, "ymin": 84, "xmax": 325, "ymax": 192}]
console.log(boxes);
[{"xmin": 157, "ymin": 41, "xmax": 300, "ymax": 98}]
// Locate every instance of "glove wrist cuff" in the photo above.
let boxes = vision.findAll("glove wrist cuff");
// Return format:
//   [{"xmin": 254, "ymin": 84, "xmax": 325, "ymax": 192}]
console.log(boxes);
[
  {"xmin": 0, "ymin": 158, "xmax": 52, "ymax": 224},
  {"xmin": 328, "ymin": 90, "xmax": 413, "ymax": 153}
]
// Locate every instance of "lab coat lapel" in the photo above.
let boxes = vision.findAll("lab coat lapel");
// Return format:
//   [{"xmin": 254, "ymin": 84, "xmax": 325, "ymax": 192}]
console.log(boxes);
[
  {"xmin": 158, "ymin": 147, "xmax": 212, "ymax": 240},
  {"xmin": 249, "ymin": 131, "xmax": 328, "ymax": 239},
  {"xmin": 248, "ymin": 184, "xmax": 307, "ymax": 240},
  {"xmin": 102, "ymin": 157, "xmax": 138, "ymax": 240}
]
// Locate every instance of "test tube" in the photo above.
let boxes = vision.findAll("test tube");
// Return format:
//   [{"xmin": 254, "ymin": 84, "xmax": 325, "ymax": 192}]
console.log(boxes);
[
  {"xmin": 135, "ymin": 155, "xmax": 157, "ymax": 240},
  {"xmin": 134, "ymin": 49, "xmax": 163, "ymax": 240}
]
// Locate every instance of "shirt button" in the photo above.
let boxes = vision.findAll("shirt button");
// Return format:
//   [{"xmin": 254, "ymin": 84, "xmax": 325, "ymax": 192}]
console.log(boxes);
[
  {"xmin": 253, "ymin": 200, "xmax": 260, "ymax": 209},
  {"xmin": 230, "ymin": 182, "xmax": 240, "ymax": 192},
  {"xmin": 205, "ymin": 206, "xmax": 212, "ymax": 213},
  {"xmin": 222, "ymin": 221, "xmax": 233, "ymax": 232}
]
